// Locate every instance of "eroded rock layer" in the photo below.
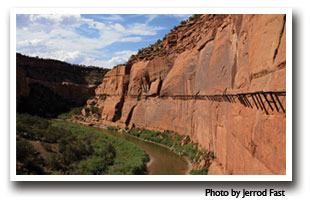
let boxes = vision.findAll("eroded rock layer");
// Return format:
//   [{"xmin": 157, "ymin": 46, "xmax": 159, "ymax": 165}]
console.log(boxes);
[
  {"xmin": 17, "ymin": 53, "xmax": 109, "ymax": 117},
  {"xmin": 82, "ymin": 14, "xmax": 286, "ymax": 175}
]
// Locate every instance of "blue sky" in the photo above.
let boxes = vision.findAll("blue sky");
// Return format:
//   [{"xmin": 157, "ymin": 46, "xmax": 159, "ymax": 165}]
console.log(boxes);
[{"xmin": 16, "ymin": 14, "xmax": 191, "ymax": 68}]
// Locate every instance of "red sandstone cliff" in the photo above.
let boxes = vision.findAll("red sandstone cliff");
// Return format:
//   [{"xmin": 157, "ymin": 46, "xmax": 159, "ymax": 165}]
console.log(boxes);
[{"xmin": 82, "ymin": 14, "xmax": 286, "ymax": 175}]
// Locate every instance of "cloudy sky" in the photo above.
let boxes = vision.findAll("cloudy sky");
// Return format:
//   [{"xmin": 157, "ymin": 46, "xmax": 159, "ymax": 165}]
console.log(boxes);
[{"xmin": 16, "ymin": 14, "xmax": 191, "ymax": 68}]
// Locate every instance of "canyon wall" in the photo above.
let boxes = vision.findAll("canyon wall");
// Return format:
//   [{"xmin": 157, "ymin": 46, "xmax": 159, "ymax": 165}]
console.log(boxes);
[
  {"xmin": 17, "ymin": 53, "xmax": 109, "ymax": 117},
  {"xmin": 83, "ymin": 14, "xmax": 286, "ymax": 175}
]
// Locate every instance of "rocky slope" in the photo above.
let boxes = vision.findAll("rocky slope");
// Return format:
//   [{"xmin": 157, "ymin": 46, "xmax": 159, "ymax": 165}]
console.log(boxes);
[
  {"xmin": 80, "ymin": 14, "xmax": 286, "ymax": 175},
  {"xmin": 17, "ymin": 53, "xmax": 109, "ymax": 117}
]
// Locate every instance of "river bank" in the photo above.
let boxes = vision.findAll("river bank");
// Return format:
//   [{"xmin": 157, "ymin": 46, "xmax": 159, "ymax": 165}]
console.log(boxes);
[
  {"xmin": 113, "ymin": 126, "xmax": 210, "ymax": 175},
  {"xmin": 56, "ymin": 118, "xmax": 192, "ymax": 174},
  {"xmin": 123, "ymin": 130, "xmax": 193, "ymax": 175},
  {"xmin": 68, "ymin": 117, "xmax": 210, "ymax": 175},
  {"xmin": 92, "ymin": 125, "xmax": 190, "ymax": 175}
]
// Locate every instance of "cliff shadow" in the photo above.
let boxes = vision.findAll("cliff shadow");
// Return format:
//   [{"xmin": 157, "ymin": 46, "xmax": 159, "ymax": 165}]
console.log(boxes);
[{"xmin": 17, "ymin": 83, "xmax": 80, "ymax": 118}]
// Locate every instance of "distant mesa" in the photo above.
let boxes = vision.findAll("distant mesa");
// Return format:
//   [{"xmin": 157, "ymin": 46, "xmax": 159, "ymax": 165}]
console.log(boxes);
[{"xmin": 16, "ymin": 53, "xmax": 110, "ymax": 117}]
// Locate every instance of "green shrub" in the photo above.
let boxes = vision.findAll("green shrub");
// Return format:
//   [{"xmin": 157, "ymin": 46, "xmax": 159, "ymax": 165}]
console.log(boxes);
[
  {"xmin": 46, "ymin": 153, "xmax": 61, "ymax": 170},
  {"xmin": 58, "ymin": 107, "xmax": 82, "ymax": 120},
  {"xmin": 190, "ymin": 167, "xmax": 208, "ymax": 175},
  {"xmin": 16, "ymin": 137, "xmax": 46, "ymax": 175},
  {"xmin": 128, "ymin": 129, "xmax": 140, "ymax": 137},
  {"xmin": 140, "ymin": 130, "xmax": 162, "ymax": 143},
  {"xmin": 90, "ymin": 105, "xmax": 101, "ymax": 116},
  {"xmin": 52, "ymin": 121, "xmax": 149, "ymax": 175},
  {"xmin": 107, "ymin": 126, "xmax": 119, "ymax": 131},
  {"xmin": 161, "ymin": 131, "xmax": 173, "ymax": 147},
  {"xmin": 180, "ymin": 14, "xmax": 202, "ymax": 25},
  {"xmin": 188, "ymin": 14, "xmax": 202, "ymax": 21},
  {"xmin": 180, "ymin": 20, "xmax": 188, "ymax": 25},
  {"xmin": 16, "ymin": 114, "xmax": 149, "ymax": 175},
  {"xmin": 95, "ymin": 143, "xmax": 115, "ymax": 165},
  {"xmin": 16, "ymin": 113, "xmax": 49, "ymax": 140},
  {"xmin": 207, "ymin": 152, "xmax": 215, "ymax": 159},
  {"xmin": 172, "ymin": 133, "xmax": 183, "ymax": 153},
  {"xmin": 182, "ymin": 143, "xmax": 198, "ymax": 161},
  {"xmin": 77, "ymin": 156, "xmax": 109, "ymax": 175},
  {"xmin": 16, "ymin": 137, "xmax": 36, "ymax": 162}
]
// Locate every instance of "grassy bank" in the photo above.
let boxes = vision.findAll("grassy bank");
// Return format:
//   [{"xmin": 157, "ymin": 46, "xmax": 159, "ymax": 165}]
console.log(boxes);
[
  {"xmin": 16, "ymin": 114, "xmax": 149, "ymax": 175},
  {"xmin": 57, "ymin": 107, "xmax": 83, "ymax": 120},
  {"xmin": 107, "ymin": 126, "xmax": 214, "ymax": 175}
]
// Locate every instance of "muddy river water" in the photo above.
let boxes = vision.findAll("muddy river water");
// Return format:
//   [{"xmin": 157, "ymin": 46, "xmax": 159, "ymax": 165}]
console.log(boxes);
[{"xmin": 93, "ymin": 127, "xmax": 190, "ymax": 175}]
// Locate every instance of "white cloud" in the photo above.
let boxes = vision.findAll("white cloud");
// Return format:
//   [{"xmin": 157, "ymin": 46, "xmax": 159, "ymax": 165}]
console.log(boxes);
[
  {"xmin": 115, "ymin": 50, "xmax": 136, "ymax": 56},
  {"xmin": 17, "ymin": 39, "xmax": 43, "ymax": 47},
  {"xmin": 112, "ymin": 23, "xmax": 126, "ymax": 32},
  {"xmin": 81, "ymin": 50, "xmax": 137, "ymax": 68},
  {"xmin": 145, "ymin": 14, "xmax": 159, "ymax": 24},
  {"xmin": 120, "ymin": 37, "xmax": 141, "ymax": 42},
  {"xmin": 100, "ymin": 15, "xmax": 124, "ymax": 21},
  {"xmin": 16, "ymin": 14, "xmax": 166, "ymax": 68},
  {"xmin": 125, "ymin": 23, "xmax": 163, "ymax": 35},
  {"xmin": 107, "ymin": 50, "xmax": 137, "ymax": 65}
]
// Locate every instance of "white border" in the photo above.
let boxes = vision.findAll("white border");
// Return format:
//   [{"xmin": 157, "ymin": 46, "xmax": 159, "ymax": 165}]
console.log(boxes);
[{"xmin": 10, "ymin": 7, "xmax": 292, "ymax": 181}]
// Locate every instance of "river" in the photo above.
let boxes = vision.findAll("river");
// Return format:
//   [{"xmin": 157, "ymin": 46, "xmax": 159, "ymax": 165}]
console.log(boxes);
[{"xmin": 92, "ymin": 127, "xmax": 190, "ymax": 175}]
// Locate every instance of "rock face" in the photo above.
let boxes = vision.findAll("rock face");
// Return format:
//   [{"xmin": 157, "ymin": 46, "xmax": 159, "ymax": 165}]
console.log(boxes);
[
  {"xmin": 16, "ymin": 53, "xmax": 109, "ymax": 117},
  {"xmin": 82, "ymin": 14, "xmax": 286, "ymax": 175}
]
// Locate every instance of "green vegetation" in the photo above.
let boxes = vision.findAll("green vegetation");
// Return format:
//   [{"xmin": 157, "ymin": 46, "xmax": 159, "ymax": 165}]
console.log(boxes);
[
  {"xmin": 180, "ymin": 14, "xmax": 203, "ymax": 25},
  {"xmin": 16, "ymin": 114, "xmax": 149, "ymax": 175},
  {"xmin": 89, "ymin": 105, "xmax": 101, "ymax": 116},
  {"xmin": 57, "ymin": 107, "xmax": 83, "ymax": 120},
  {"xmin": 107, "ymin": 126, "xmax": 120, "ymax": 132},
  {"xmin": 127, "ymin": 129, "xmax": 173, "ymax": 147},
  {"xmin": 57, "ymin": 105, "xmax": 101, "ymax": 120},
  {"xmin": 126, "ymin": 128, "xmax": 197, "ymax": 161},
  {"xmin": 16, "ymin": 137, "xmax": 45, "ymax": 174},
  {"xmin": 180, "ymin": 20, "xmax": 187, "ymax": 25},
  {"xmin": 190, "ymin": 167, "xmax": 208, "ymax": 175},
  {"xmin": 171, "ymin": 134, "xmax": 198, "ymax": 161},
  {"xmin": 40, "ymin": 142, "xmax": 53, "ymax": 152}
]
